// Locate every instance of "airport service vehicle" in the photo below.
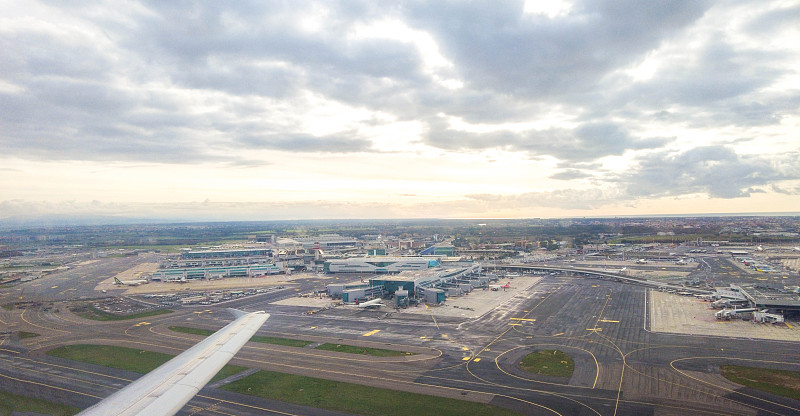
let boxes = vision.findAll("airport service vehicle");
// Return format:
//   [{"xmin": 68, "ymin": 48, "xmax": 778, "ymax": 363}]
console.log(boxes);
[{"xmin": 114, "ymin": 277, "xmax": 148, "ymax": 286}]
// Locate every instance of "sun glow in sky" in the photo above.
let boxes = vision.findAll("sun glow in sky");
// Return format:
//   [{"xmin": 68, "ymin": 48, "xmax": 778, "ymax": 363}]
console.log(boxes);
[{"xmin": 1, "ymin": 1, "xmax": 799, "ymax": 222}]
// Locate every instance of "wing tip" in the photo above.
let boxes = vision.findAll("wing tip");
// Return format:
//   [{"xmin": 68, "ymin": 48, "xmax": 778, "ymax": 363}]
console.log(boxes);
[{"xmin": 227, "ymin": 308, "xmax": 268, "ymax": 319}]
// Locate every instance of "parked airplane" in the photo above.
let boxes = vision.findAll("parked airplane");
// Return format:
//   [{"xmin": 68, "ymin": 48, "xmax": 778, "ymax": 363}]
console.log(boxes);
[
  {"xmin": 356, "ymin": 298, "xmax": 383, "ymax": 308},
  {"xmin": 635, "ymin": 259, "xmax": 648, "ymax": 264},
  {"xmin": 78, "ymin": 309, "xmax": 269, "ymax": 416},
  {"xmin": 501, "ymin": 282, "xmax": 511, "ymax": 289},
  {"xmin": 114, "ymin": 277, "xmax": 148, "ymax": 286}
]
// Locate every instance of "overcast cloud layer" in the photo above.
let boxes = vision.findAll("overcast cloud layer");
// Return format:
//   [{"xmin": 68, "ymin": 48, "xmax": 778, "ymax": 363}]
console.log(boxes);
[{"xmin": 1, "ymin": 0, "xmax": 799, "ymax": 221}]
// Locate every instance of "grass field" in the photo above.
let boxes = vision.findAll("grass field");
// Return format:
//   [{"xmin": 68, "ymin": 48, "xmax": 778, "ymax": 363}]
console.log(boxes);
[
  {"xmin": 168, "ymin": 326, "xmax": 314, "ymax": 347},
  {"xmin": 519, "ymin": 350, "xmax": 574, "ymax": 377},
  {"xmin": 721, "ymin": 365, "xmax": 800, "ymax": 400},
  {"xmin": 314, "ymin": 343, "xmax": 414, "ymax": 357},
  {"xmin": 223, "ymin": 370, "xmax": 521, "ymax": 416},
  {"xmin": 47, "ymin": 344, "xmax": 245, "ymax": 382},
  {"xmin": 17, "ymin": 331, "xmax": 40, "ymax": 339},
  {"xmin": 70, "ymin": 305, "xmax": 173, "ymax": 321},
  {"xmin": 0, "ymin": 390, "xmax": 79, "ymax": 416}
]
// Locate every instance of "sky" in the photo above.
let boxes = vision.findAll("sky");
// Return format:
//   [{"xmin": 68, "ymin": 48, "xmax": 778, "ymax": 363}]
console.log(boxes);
[{"xmin": 1, "ymin": 0, "xmax": 799, "ymax": 222}]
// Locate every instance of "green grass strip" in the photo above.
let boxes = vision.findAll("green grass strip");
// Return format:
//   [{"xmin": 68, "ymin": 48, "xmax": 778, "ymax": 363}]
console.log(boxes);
[
  {"xmin": 314, "ymin": 343, "xmax": 414, "ymax": 357},
  {"xmin": 168, "ymin": 326, "xmax": 215, "ymax": 336},
  {"xmin": 249, "ymin": 335, "xmax": 313, "ymax": 347},
  {"xmin": 223, "ymin": 370, "xmax": 521, "ymax": 416},
  {"xmin": 47, "ymin": 344, "xmax": 245, "ymax": 382},
  {"xmin": 0, "ymin": 389, "xmax": 80, "ymax": 416},
  {"xmin": 1, "ymin": 304, "xmax": 12, "ymax": 311},
  {"xmin": 70, "ymin": 305, "xmax": 173, "ymax": 321},
  {"xmin": 168, "ymin": 326, "xmax": 313, "ymax": 347},
  {"xmin": 17, "ymin": 331, "xmax": 40, "ymax": 339},
  {"xmin": 519, "ymin": 350, "xmax": 574, "ymax": 377},
  {"xmin": 721, "ymin": 365, "xmax": 800, "ymax": 400}
]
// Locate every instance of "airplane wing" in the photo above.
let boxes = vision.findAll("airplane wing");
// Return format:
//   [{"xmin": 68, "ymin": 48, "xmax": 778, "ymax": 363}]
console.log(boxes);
[{"xmin": 78, "ymin": 309, "xmax": 269, "ymax": 416}]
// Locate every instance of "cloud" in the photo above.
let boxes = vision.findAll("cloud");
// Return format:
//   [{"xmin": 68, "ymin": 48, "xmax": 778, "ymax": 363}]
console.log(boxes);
[
  {"xmin": 620, "ymin": 146, "xmax": 800, "ymax": 199},
  {"xmin": 549, "ymin": 169, "xmax": 594, "ymax": 181},
  {"xmin": 425, "ymin": 119, "xmax": 670, "ymax": 162},
  {"xmin": 1, "ymin": 1, "xmax": 799, "ymax": 218}
]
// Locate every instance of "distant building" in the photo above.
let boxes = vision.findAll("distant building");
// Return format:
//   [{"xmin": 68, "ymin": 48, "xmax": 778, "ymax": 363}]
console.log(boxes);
[
  {"xmin": 295, "ymin": 234, "xmax": 358, "ymax": 250},
  {"xmin": 419, "ymin": 244, "xmax": 455, "ymax": 256},
  {"xmin": 180, "ymin": 249, "xmax": 272, "ymax": 259}
]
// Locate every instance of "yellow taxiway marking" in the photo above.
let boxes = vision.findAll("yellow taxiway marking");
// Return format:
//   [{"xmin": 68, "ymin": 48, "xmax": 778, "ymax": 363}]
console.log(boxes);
[
  {"xmin": 461, "ymin": 357, "xmax": 470, "ymax": 361},
  {"xmin": 509, "ymin": 323, "xmax": 522, "ymax": 326},
  {"xmin": 785, "ymin": 322, "xmax": 794, "ymax": 329},
  {"xmin": 598, "ymin": 319, "xmax": 619, "ymax": 323},
  {"xmin": 362, "ymin": 329, "xmax": 380, "ymax": 337},
  {"xmin": 441, "ymin": 334, "xmax": 448, "ymax": 339},
  {"xmin": 473, "ymin": 358, "xmax": 481, "ymax": 362},
  {"xmin": 510, "ymin": 318, "xmax": 536, "ymax": 322},
  {"xmin": 461, "ymin": 347, "xmax": 469, "ymax": 351},
  {"xmin": 586, "ymin": 327, "xmax": 602, "ymax": 332},
  {"xmin": 419, "ymin": 336, "xmax": 427, "ymax": 339},
  {"xmin": 552, "ymin": 332, "xmax": 564, "ymax": 337},
  {"xmin": 310, "ymin": 326, "xmax": 317, "ymax": 330},
  {"xmin": 50, "ymin": 286, "xmax": 58, "ymax": 289}
]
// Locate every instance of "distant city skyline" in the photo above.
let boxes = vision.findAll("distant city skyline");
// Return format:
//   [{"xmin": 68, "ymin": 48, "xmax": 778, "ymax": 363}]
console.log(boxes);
[{"xmin": 2, "ymin": 1, "xmax": 799, "ymax": 222}]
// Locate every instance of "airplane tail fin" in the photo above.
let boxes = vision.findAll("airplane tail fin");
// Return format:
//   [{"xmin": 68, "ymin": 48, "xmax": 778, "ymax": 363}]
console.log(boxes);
[{"xmin": 114, "ymin": 277, "xmax": 122, "ymax": 284}]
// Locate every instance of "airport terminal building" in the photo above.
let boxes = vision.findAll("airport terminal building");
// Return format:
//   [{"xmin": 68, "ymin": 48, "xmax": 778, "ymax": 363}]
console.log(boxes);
[
  {"xmin": 323, "ymin": 257, "xmax": 439, "ymax": 273},
  {"xmin": 150, "ymin": 263, "xmax": 284, "ymax": 281}
]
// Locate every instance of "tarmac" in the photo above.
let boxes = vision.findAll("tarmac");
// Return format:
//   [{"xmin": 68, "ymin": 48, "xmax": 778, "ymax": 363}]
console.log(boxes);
[{"xmin": 649, "ymin": 289, "xmax": 800, "ymax": 341}]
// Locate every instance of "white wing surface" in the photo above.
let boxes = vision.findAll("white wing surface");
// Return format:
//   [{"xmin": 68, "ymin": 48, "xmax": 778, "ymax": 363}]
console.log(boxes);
[{"xmin": 78, "ymin": 309, "xmax": 269, "ymax": 416}]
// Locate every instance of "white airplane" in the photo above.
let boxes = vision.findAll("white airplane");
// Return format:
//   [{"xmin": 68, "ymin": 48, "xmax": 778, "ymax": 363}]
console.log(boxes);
[
  {"xmin": 357, "ymin": 298, "xmax": 383, "ymax": 308},
  {"xmin": 78, "ymin": 309, "xmax": 269, "ymax": 416},
  {"xmin": 635, "ymin": 259, "xmax": 648, "ymax": 264},
  {"xmin": 114, "ymin": 277, "xmax": 148, "ymax": 286}
]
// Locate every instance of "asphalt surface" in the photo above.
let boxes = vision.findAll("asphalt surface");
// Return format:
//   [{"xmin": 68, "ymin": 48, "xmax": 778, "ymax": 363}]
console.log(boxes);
[{"xmin": 2, "ymin": 261, "xmax": 800, "ymax": 416}]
